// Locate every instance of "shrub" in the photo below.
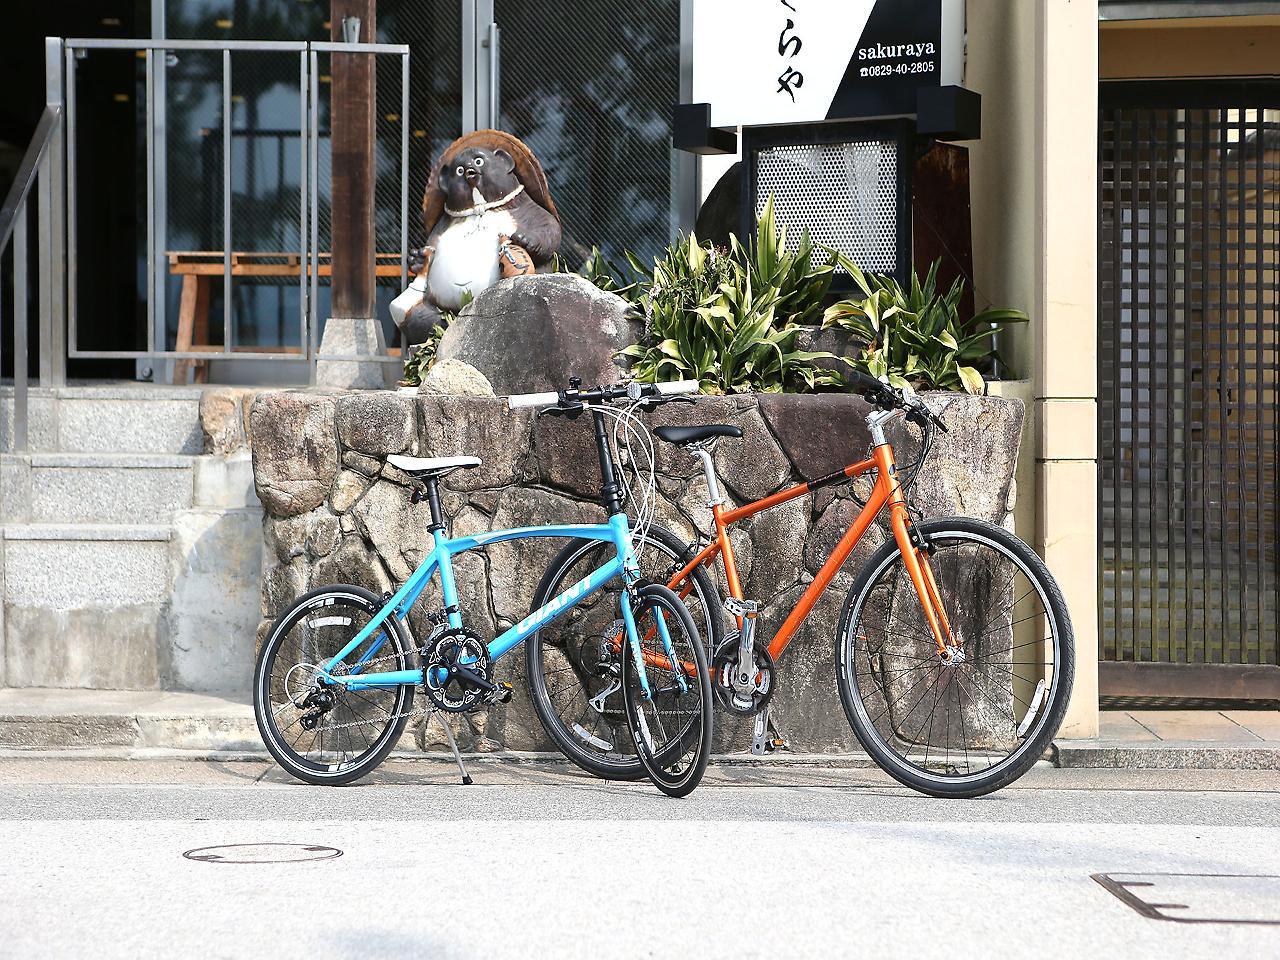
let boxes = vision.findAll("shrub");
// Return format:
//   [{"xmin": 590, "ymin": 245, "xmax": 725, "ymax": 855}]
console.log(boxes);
[
  {"xmin": 613, "ymin": 199, "xmax": 840, "ymax": 394},
  {"xmin": 822, "ymin": 257, "xmax": 1028, "ymax": 395}
]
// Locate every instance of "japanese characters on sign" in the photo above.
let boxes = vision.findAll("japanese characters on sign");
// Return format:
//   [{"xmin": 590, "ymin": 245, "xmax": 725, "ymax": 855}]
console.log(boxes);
[{"xmin": 692, "ymin": 0, "xmax": 962, "ymax": 129}]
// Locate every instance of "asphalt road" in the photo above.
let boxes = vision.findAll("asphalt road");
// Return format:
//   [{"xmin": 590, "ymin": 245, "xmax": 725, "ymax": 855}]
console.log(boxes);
[{"xmin": 0, "ymin": 759, "xmax": 1277, "ymax": 960}]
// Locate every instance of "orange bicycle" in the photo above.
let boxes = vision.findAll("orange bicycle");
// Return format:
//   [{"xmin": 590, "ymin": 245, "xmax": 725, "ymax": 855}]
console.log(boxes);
[{"xmin": 526, "ymin": 372, "xmax": 1074, "ymax": 798}]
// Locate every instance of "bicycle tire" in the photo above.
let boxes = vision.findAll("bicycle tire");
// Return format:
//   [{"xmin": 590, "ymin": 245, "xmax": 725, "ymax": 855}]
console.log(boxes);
[
  {"xmin": 622, "ymin": 583, "xmax": 714, "ymax": 798},
  {"xmin": 525, "ymin": 527, "xmax": 722, "ymax": 781},
  {"xmin": 835, "ymin": 517, "xmax": 1074, "ymax": 798},
  {"xmin": 254, "ymin": 584, "xmax": 415, "ymax": 786}
]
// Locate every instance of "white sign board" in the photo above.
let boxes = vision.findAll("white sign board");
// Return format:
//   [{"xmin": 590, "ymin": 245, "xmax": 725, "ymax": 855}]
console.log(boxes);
[{"xmin": 692, "ymin": 0, "xmax": 963, "ymax": 128}]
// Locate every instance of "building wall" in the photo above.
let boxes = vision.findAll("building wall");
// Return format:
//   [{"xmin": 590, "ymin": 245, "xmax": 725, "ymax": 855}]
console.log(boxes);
[
  {"xmin": 968, "ymin": 0, "xmax": 1100, "ymax": 738},
  {"xmin": 1101, "ymin": 16, "xmax": 1280, "ymax": 79}
]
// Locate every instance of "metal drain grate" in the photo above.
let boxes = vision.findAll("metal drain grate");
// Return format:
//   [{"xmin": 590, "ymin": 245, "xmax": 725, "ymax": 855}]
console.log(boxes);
[
  {"xmin": 1094, "ymin": 873, "xmax": 1280, "ymax": 924},
  {"xmin": 183, "ymin": 843, "xmax": 343, "ymax": 864}
]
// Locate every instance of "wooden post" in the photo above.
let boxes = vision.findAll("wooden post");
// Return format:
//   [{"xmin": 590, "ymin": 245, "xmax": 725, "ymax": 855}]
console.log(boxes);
[{"xmin": 330, "ymin": 0, "xmax": 376, "ymax": 319}]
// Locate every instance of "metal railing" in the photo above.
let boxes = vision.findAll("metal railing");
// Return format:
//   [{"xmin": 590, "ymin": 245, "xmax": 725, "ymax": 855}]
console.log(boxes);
[
  {"xmin": 0, "ymin": 35, "xmax": 413, "ymax": 437},
  {"xmin": 1, "ymin": 38, "xmax": 67, "ymax": 453},
  {"xmin": 62, "ymin": 37, "xmax": 410, "ymax": 377}
]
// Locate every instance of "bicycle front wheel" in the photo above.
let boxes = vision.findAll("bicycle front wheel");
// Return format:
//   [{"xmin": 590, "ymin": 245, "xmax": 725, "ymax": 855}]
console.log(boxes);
[
  {"xmin": 622, "ymin": 583, "xmax": 713, "ymax": 798},
  {"xmin": 835, "ymin": 517, "xmax": 1074, "ymax": 798},
  {"xmin": 525, "ymin": 528, "xmax": 722, "ymax": 782}
]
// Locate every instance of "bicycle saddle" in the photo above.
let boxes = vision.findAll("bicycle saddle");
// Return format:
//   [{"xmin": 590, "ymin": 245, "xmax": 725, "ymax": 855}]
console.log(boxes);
[
  {"xmin": 653, "ymin": 424, "xmax": 743, "ymax": 446},
  {"xmin": 385, "ymin": 454, "xmax": 482, "ymax": 477}
]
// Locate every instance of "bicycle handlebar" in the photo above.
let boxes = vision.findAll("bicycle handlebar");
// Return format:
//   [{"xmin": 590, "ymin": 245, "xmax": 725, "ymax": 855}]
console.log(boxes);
[
  {"xmin": 848, "ymin": 371, "xmax": 949, "ymax": 434},
  {"xmin": 507, "ymin": 379, "xmax": 700, "ymax": 411}
]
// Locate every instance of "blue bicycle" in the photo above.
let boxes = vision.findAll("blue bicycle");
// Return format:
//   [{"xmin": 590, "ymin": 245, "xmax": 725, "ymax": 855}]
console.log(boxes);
[{"xmin": 253, "ymin": 379, "xmax": 713, "ymax": 797}]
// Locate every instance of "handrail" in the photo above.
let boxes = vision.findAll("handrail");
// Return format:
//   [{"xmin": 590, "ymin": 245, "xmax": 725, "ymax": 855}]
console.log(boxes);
[{"xmin": 0, "ymin": 105, "xmax": 60, "ymax": 253}]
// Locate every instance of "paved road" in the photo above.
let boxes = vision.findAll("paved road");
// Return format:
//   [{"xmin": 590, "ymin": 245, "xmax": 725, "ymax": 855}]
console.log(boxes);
[{"xmin": 1, "ymin": 759, "xmax": 1277, "ymax": 959}]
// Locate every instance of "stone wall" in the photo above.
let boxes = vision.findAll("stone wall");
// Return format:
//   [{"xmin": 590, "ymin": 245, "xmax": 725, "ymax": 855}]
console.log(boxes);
[{"xmin": 250, "ymin": 389, "xmax": 1023, "ymax": 753}]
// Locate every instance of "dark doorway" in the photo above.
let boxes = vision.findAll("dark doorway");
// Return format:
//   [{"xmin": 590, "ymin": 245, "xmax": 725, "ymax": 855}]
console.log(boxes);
[{"xmin": 1098, "ymin": 80, "xmax": 1280, "ymax": 700}]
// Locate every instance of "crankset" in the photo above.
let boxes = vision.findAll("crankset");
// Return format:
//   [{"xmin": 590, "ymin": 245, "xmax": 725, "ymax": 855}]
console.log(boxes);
[
  {"xmin": 420, "ymin": 628, "xmax": 510, "ymax": 713},
  {"xmin": 712, "ymin": 634, "xmax": 775, "ymax": 716}
]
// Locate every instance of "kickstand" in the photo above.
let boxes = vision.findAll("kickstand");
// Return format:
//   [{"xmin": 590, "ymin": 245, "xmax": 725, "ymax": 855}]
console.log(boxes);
[
  {"xmin": 433, "ymin": 709, "xmax": 473, "ymax": 785},
  {"xmin": 750, "ymin": 707, "xmax": 790, "ymax": 757}
]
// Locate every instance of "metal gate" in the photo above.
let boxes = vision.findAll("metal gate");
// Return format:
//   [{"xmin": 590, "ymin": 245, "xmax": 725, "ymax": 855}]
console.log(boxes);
[{"xmin": 1098, "ymin": 80, "xmax": 1280, "ymax": 700}]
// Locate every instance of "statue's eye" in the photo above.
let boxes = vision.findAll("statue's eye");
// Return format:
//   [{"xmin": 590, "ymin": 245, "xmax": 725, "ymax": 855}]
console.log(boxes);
[
  {"xmin": 474, "ymin": 156, "xmax": 485, "ymax": 168},
  {"xmin": 455, "ymin": 166, "xmax": 465, "ymax": 177}
]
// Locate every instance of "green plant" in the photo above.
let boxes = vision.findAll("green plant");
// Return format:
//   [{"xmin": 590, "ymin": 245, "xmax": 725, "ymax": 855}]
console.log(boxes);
[
  {"xmin": 822, "ymin": 257, "xmax": 1028, "ymax": 395},
  {"xmin": 615, "ymin": 199, "xmax": 839, "ymax": 394}
]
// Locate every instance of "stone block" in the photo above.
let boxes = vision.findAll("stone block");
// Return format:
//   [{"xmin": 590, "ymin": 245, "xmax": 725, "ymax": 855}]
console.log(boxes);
[
  {"xmin": 335, "ymin": 392, "xmax": 416, "ymax": 456},
  {"xmin": 3, "ymin": 532, "xmax": 170, "ymax": 608},
  {"xmin": 436, "ymin": 273, "xmax": 641, "ymax": 394},
  {"xmin": 56, "ymin": 397, "xmax": 203, "ymax": 454},
  {"xmin": 193, "ymin": 453, "xmax": 260, "ymax": 509},
  {"xmin": 417, "ymin": 397, "xmax": 535, "ymax": 491},
  {"xmin": 0, "ymin": 456, "xmax": 31, "ymax": 523},
  {"xmin": 250, "ymin": 392, "xmax": 340, "ymax": 516},
  {"xmin": 3, "ymin": 605, "xmax": 161, "ymax": 689},
  {"xmin": 27, "ymin": 455, "xmax": 194, "ymax": 524},
  {"xmin": 315, "ymin": 317, "xmax": 394, "ymax": 390},
  {"xmin": 0, "ymin": 393, "xmax": 56, "ymax": 453},
  {"xmin": 199, "ymin": 388, "xmax": 256, "ymax": 455},
  {"xmin": 163, "ymin": 508, "xmax": 262, "ymax": 693}
]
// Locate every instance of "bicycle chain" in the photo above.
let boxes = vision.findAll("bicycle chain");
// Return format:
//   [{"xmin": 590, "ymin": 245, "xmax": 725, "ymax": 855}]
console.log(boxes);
[{"xmin": 292, "ymin": 650, "xmax": 436, "ymax": 732}]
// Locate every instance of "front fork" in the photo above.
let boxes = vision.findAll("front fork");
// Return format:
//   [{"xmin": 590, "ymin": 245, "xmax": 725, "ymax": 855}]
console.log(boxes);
[{"xmin": 884, "ymin": 460, "xmax": 956, "ymax": 659}]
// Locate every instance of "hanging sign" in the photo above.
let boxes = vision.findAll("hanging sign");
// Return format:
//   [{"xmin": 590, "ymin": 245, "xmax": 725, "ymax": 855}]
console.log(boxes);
[{"xmin": 692, "ymin": 0, "xmax": 964, "ymax": 128}]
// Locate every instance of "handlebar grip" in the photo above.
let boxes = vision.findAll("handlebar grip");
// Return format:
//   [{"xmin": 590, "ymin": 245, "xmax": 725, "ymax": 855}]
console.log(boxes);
[
  {"xmin": 655, "ymin": 380, "xmax": 700, "ymax": 396},
  {"xmin": 506, "ymin": 391, "xmax": 559, "ymax": 410},
  {"xmin": 849, "ymin": 370, "xmax": 889, "ymax": 395}
]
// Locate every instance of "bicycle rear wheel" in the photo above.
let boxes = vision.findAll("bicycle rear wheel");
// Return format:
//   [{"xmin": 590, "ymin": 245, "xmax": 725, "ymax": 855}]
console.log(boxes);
[
  {"xmin": 622, "ymin": 583, "xmax": 713, "ymax": 798},
  {"xmin": 835, "ymin": 517, "xmax": 1074, "ymax": 798},
  {"xmin": 254, "ymin": 585, "xmax": 414, "ymax": 786}
]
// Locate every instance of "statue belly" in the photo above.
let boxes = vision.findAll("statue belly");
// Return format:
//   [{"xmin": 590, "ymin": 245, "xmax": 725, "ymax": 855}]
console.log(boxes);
[{"xmin": 428, "ymin": 211, "xmax": 515, "ymax": 311}]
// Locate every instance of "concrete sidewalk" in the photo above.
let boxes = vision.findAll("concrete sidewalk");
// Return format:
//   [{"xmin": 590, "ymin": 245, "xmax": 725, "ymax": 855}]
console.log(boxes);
[
  {"xmin": 3, "ymin": 689, "xmax": 1280, "ymax": 770},
  {"xmin": 1054, "ymin": 709, "xmax": 1280, "ymax": 770}
]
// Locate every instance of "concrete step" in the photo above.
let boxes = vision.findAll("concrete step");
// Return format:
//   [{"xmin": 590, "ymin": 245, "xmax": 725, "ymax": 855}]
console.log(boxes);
[
  {"xmin": 1, "ymin": 453, "xmax": 195, "ymax": 524},
  {"xmin": 1, "ymin": 383, "xmax": 204, "ymax": 455},
  {"xmin": 0, "ymin": 689, "xmax": 260, "ymax": 753},
  {"xmin": 1, "ymin": 524, "xmax": 172, "ymax": 689},
  {"xmin": 1053, "ymin": 738, "xmax": 1280, "ymax": 770}
]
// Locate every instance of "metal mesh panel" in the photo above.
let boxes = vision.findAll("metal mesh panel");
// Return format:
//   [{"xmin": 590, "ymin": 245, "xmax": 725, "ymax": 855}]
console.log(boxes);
[
  {"xmin": 754, "ymin": 139, "xmax": 899, "ymax": 272},
  {"xmin": 495, "ymin": 0, "xmax": 680, "ymax": 268},
  {"xmin": 1099, "ymin": 88, "xmax": 1280, "ymax": 680}
]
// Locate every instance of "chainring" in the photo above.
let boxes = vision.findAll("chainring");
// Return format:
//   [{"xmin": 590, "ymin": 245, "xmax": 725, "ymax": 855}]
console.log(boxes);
[
  {"xmin": 420, "ymin": 628, "xmax": 492, "ymax": 713},
  {"xmin": 712, "ymin": 635, "xmax": 775, "ymax": 716}
]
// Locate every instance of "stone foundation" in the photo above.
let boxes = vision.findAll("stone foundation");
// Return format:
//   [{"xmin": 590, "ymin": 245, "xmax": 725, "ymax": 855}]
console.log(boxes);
[{"xmin": 250, "ymin": 389, "xmax": 1023, "ymax": 753}]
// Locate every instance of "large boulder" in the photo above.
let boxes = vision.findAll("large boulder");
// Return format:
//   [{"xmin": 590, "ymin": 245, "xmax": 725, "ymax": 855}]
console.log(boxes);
[{"xmin": 435, "ymin": 273, "xmax": 642, "ymax": 394}]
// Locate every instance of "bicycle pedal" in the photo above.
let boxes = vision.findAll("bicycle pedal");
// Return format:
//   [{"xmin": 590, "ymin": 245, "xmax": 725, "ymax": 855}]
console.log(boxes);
[{"xmin": 486, "ymin": 681, "xmax": 514, "ymax": 705}]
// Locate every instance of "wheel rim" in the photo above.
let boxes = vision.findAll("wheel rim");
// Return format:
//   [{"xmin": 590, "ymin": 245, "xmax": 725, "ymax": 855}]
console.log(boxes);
[
  {"xmin": 258, "ymin": 593, "xmax": 408, "ymax": 775},
  {"xmin": 530, "ymin": 535, "xmax": 714, "ymax": 771},
  {"xmin": 625, "ymin": 591, "xmax": 708, "ymax": 787},
  {"xmin": 844, "ymin": 530, "xmax": 1063, "ymax": 786}
]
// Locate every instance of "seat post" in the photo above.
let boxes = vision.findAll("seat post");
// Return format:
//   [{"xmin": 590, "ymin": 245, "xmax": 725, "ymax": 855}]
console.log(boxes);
[
  {"xmin": 424, "ymin": 476, "xmax": 446, "ymax": 533},
  {"xmin": 692, "ymin": 445, "xmax": 724, "ymax": 507},
  {"xmin": 591, "ymin": 408, "xmax": 625, "ymax": 515}
]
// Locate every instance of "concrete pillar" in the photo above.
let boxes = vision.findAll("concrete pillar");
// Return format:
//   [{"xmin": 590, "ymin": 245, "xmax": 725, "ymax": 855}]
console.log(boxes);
[{"xmin": 1034, "ymin": 0, "xmax": 1099, "ymax": 738}]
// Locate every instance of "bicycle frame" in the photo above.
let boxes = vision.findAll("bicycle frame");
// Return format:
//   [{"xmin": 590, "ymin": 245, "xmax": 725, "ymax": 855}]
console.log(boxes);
[
  {"xmin": 314, "ymin": 511, "xmax": 678, "ymax": 699},
  {"xmin": 668, "ymin": 427, "xmax": 956, "ymax": 661}
]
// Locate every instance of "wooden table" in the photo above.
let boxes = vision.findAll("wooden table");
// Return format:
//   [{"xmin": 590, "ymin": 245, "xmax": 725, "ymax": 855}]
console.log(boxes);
[{"xmin": 167, "ymin": 251, "xmax": 405, "ymax": 383}]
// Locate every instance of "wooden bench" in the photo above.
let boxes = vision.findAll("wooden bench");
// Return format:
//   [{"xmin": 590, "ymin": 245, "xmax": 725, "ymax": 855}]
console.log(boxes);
[{"xmin": 168, "ymin": 251, "xmax": 405, "ymax": 383}]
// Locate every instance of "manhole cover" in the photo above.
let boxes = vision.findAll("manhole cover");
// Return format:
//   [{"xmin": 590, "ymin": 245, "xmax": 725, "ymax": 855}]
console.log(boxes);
[
  {"xmin": 183, "ymin": 843, "xmax": 343, "ymax": 864},
  {"xmin": 1093, "ymin": 873, "xmax": 1280, "ymax": 925}
]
